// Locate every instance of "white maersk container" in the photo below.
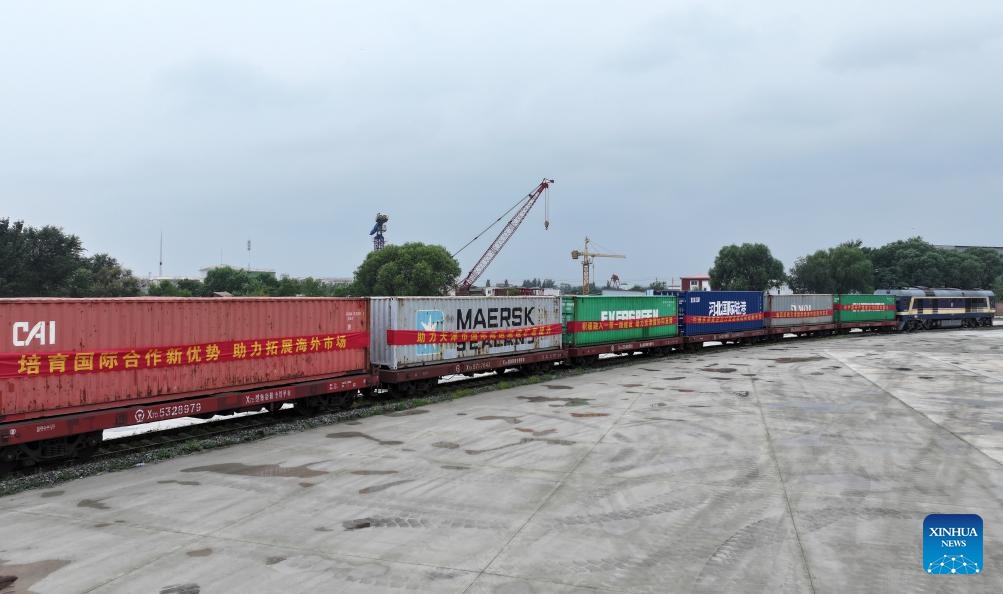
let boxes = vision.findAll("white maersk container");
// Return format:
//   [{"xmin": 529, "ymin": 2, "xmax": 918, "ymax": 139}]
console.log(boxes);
[{"xmin": 369, "ymin": 296, "xmax": 562, "ymax": 369}]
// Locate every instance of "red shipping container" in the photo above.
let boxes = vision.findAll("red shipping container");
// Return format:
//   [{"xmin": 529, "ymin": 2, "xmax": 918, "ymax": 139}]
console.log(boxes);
[{"xmin": 0, "ymin": 298, "xmax": 369, "ymax": 421}]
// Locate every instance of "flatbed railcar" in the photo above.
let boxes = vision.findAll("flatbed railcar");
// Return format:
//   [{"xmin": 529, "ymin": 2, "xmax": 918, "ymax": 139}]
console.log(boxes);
[
  {"xmin": 1, "ymin": 297, "xmax": 375, "ymax": 471},
  {"xmin": 0, "ymin": 289, "xmax": 986, "ymax": 473}
]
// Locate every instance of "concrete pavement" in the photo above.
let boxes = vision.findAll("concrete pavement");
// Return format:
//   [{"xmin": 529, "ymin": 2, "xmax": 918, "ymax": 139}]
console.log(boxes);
[{"xmin": 1, "ymin": 329, "xmax": 1001, "ymax": 593}]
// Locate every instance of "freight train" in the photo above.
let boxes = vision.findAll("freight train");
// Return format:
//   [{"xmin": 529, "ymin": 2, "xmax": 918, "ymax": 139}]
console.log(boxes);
[{"xmin": 0, "ymin": 289, "xmax": 994, "ymax": 472}]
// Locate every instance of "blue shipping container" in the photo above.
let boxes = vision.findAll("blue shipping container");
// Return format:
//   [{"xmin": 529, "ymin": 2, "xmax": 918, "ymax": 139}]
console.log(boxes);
[{"xmin": 661, "ymin": 291, "xmax": 765, "ymax": 336}]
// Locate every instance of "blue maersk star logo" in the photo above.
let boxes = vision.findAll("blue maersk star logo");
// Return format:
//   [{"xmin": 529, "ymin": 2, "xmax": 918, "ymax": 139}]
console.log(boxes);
[{"xmin": 415, "ymin": 310, "xmax": 444, "ymax": 356}]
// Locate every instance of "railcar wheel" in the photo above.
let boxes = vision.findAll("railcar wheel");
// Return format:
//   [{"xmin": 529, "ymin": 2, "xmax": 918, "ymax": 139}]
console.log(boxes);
[
  {"xmin": 75, "ymin": 431, "xmax": 103, "ymax": 459},
  {"xmin": 338, "ymin": 392, "xmax": 355, "ymax": 410},
  {"xmin": 0, "ymin": 447, "xmax": 17, "ymax": 476},
  {"xmin": 296, "ymin": 397, "xmax": 322, "ymax": 416},
  {"xmin": 394, "ymin": 382, "xmax": 417, "ymax": 397}
]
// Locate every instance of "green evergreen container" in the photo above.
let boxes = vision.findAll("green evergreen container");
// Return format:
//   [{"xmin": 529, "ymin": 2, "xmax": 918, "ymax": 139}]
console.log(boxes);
[
  {"xmin": 562, "ymin": 295, "xmax": 678, "ymax": 346},
  {"xmin": 833, "ymin": 294, "xmax": 896, "ymax": 322}
]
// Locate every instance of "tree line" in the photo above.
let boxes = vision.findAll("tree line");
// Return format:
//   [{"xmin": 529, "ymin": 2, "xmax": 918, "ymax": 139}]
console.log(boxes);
[
  {"xmin": 6, "ymin": 218, "xmax": 1001, "ymax": 299},
  {"xmin": 148, "ymin": 268, "xmax": 347, "ymax": 297},
  {"xmin": 0, "ymin": 219, "xmax": 139, "ymax": 297},
  {"xmin": 709, "ymin": 238, "xmax": 1003, "ymax": 297}
]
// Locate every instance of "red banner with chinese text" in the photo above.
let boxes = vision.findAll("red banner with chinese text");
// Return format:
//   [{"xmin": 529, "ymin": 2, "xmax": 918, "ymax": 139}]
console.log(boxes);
[
  {"xmin": 834, "ymin": 304, "xmax": 896, "ymax": 311},
  {"xmin": 764, "ymin": 310, "xmax": 833, "ymax": 319},
  {"xmin": 566, "ymin": 316, "xmax": 677, "ymax": 332},
  {"xmin": 0, "ymin": 331, "xmax": 369, "ymax": 380},
  {"xmin": 684, "ymin": 313, "xmax": 764, "ymax": 325},
  {"xmin": 386, "ymin": 324, "xmax": 562, "ymax": 346}
]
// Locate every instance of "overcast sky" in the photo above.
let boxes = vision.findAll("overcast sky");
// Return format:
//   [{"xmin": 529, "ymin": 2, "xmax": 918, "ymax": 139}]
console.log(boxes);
[{"xmin": 3, "ymin": 1, "xmax": 1002, "ymax": 288}]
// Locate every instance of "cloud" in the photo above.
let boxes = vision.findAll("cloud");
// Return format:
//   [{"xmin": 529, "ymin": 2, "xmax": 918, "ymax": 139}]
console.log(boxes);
[{"xmin": 824, "ymin": 22, "xmax": 1003, "ymax": 71}]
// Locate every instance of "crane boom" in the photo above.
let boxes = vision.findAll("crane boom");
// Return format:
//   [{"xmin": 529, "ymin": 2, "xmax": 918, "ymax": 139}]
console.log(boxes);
[{"xmin": 457, "ymin": 178, "xmax": 553, "ymax": 291}]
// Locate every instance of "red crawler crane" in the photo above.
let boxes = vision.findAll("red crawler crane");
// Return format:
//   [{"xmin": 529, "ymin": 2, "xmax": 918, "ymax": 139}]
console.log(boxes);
[{"xmin": 455, "ymin": 178, "xmax": 553, "ymax": 294}]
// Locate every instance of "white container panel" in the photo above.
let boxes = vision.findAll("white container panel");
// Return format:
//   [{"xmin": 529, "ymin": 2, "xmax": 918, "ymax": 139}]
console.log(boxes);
[{"xmin": 370, "ymin": 297, "xmax": 562, "ymax": 369}]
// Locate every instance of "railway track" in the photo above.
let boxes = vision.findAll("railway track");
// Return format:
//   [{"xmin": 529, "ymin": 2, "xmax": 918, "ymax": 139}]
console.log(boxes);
[{"xmin": 0, "ymin": 349, "xmax": 672, "ymax": 490}]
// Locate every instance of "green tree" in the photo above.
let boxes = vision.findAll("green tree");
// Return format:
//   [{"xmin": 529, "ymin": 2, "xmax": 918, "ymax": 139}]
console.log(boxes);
[
  {"xmin": 867, "ymin": 238, "xmax": 1003, "ymax": 289},
  {"xmin": 239, "ymin": 271, "xmax": 277, "ymax": 296},
  {"xmin": 960, "ymin": 247, "xmax": 1003, "ymax": 288},
  {"xmin": 351, "ymin": 242, "xmax": 461, "ymax": 296},
  {"xmin": 0, "ymin": 219, "xmax": 30, "ymax": 296},
  {"xmin": 148, "ymin": 280, "xmax": 187, "ymax": 297},
  {"xmin": 941, "ymin": 251, "xmax": 983, "ymax": 289},
  {"xmin": 993, "ymin": 275, "xmax": 1003, "ymax": 302},
  {"xmin": 0, "ymin": 218, "xmax": 99, "ymax": 296},
  {"xmin": 275, "ymin": 276, "xmax": 303, "ymax": 296},
  {"xmin": 649, "ymin": 280, "xmax": 668, "ymax": 291},
  {"xmin": 872, "ymin": 237, "xmax": 934, "ymax": 288},
  {"xmin": 789, "ymin": 240, "xmax": 873, "ymax": 293},
  {"xmin": 68, "ymin": 253, "xmax": 140, "ymax": 297},
  {"xmin": 177, "ymin": 278, "xmax": 208, "ymax": 296},
  {"xmin": 203, "ymin": 266, "xmax": 252, "ymax": 295},
  {"xmin": 708, "ymin": 243, "xmax": 785, "ymax": 291},
  {"xmin": 298, "ymin": 277, "xmax": 335, "ymax": 297}
]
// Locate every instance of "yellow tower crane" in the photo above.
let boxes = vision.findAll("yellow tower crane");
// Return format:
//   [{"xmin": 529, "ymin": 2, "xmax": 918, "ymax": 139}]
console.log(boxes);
[{"xmin": 571, "ymin": 237, "xmax": 625, "ymax": 295}]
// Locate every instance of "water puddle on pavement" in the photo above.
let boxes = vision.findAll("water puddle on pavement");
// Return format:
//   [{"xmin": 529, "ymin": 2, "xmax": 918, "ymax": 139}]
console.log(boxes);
[
  {"xmin": 343, "ymin": 519, "xmax": 373, "ymax": 530},
  {"xmin": 514, "ymin": 428, "xmax": 557, "ymax": 436},
  {"xmin": 186, "ymin": 549, "xmax": 212, "ymax": 557},
  {"xmin": 181, "ymin": 463, "xmax": 328, "ymax": 478},
  {"xmin": 326, "ymin": 431, "xmax": 403, "ymax": 446},
  {"xmin": 359, "ymin": 479, "xmax": 414, "ymax": 495},
  {"xmin": 464, "ymin": 437, "xmax": 574, "ymax": 455},
  {"xmin": 386, "ymin": 409, "xmax": 430, "ymax": 417},
  {"xmin": 475, "ymin": 415, "xmax": 522, "ymax": 424},
  {"xmin": 78, "ymin": 499, "xmax": 110, "ymax": 510},
  {"xmin": 518, "ymin": 396, "xmax": 592, "ymax": 407},
  {"xmin": 160, "ymin": 585, "xmax": 200, "ymax": 594}
]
